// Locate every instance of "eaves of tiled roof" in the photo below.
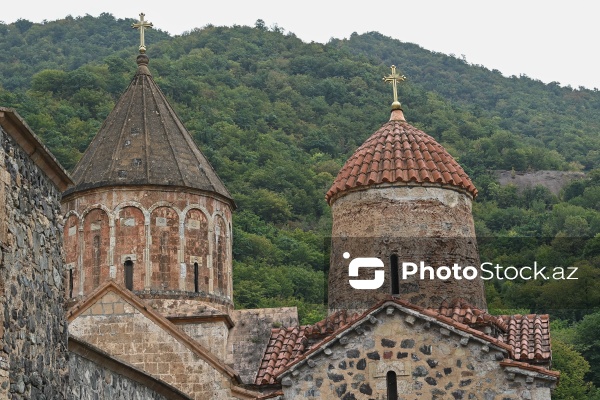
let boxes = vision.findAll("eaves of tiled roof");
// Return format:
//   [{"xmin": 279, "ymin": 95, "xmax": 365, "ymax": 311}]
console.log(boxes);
[{"xmin": 255, "ymin": 309, "xmax": 359, "ymax": 385}]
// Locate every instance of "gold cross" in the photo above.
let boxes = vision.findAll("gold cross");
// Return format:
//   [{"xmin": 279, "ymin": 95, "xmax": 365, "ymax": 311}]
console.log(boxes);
[
  {"xmin": 132, "ymin": 13, "xmax": 153, "ymax": 54},
  {"xmin": 383, "ymin": 65, "xmax": 406, "ymax": 110}
]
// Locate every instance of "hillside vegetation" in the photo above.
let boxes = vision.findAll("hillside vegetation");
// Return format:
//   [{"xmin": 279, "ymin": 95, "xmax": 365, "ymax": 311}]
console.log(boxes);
[{"xmin": 1, "ymin": 14, "xmax": 600, "ymax": 397}]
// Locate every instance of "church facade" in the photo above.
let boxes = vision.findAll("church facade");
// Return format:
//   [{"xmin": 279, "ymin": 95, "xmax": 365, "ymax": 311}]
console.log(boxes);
[{"xmin": 0, "ymin": 15, "xmax": 558, "ymax": 400}]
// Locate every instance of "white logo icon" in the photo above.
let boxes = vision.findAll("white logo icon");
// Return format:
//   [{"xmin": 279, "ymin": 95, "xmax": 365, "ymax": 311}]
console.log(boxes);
[{"xmin": 345, "ymin": 252, "xmax": 385, "ymax": 289}]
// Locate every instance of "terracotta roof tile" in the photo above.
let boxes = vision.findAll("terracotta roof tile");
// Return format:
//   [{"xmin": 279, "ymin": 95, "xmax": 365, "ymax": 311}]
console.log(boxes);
[
  {"xmin": 325, "ymin": 115, "xmax": 477, "ymax": 203},
  {"xmin": 437, "ymin": 299, "xmax": 507, "ymax": 332},
  {"xmin": 499, "ymin": 314, "xmax": 552, "ymax": 362},
  {"xmin": 255, "ymin": 326, "xmax": 310, "ymax": 385},
  {"xmin": 255, "ymin": 310, "xmax": 361, "ymax": 385}
]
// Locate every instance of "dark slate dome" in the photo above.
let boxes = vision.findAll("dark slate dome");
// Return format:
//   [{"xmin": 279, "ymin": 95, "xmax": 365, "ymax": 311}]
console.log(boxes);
[
  {"xmin": 64, "ymin": 54, "xmax": 233, "ymax": 205},
  {"xmin": 325, "ymin": 109, "xmax": 477, "ymax": 204}
]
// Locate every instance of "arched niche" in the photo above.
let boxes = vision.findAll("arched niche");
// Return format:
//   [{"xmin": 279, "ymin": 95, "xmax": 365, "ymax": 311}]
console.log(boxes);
[
  {"xmin": 115, "ymin": 206, "xmax": 145, "ymax": 291},
  {"xmin": 213, "ymin": 215, "xmax": 228, "ymax": 297},
  {"xmin": 82, "ymin": 208, "xmax": 109, "ymax": 293},
  {"xmin": 184, "ymin": 208, "xmax": 209, "ymax": 292},
  {"xmin": 150, "ymin": 206, "xmax": 179, "ymax": 290}
]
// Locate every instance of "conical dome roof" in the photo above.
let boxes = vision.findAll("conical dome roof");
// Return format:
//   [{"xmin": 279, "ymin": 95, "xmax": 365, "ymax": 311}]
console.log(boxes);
[
  {"xmin": 326, "ymin": 109, "xmax": 477, "ymax": 204},
  {"xmin": 64, "ymin": 54, "xmax": 233, "ymax": 204}
]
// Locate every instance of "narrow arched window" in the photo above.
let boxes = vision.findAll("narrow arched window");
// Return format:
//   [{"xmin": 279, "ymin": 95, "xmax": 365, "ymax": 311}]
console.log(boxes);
[
  {"xmin": 124, "ymin": 259, "xmax": 134, "ymax": 290},
  {"xmin": 217, "ymin": 248, "xmax": 224, "ymax": 292},
  {"xmin": 93, "ymin": 235, "xmax": 101, "ymax": 286},
  {"xmin": 387, "ymin": 371, "xmax": 398, "ymax": 400},
  {"xmin": 194, "ymin": 262, "xmax": 199, "ymax": 293},
  {"xmin": 390, "ymin": 254, "xmax": 399, "ymax": 295},
  {"xmin": 69, "ymin": 269, "xmax": 74, "ymax": 298}
]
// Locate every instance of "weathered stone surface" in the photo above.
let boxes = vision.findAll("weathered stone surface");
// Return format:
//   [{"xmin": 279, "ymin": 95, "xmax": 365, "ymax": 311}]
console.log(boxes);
[
  {"xmin": 328, "ymin": 187, "xmax": 486, "ymax": 312},
  {"xmin": 0, "ymin": 121, "xmax": 69, "ymax": 399},
  {"xmin": 228, "ymin": 307, "xmax": 299, "ymax": 383},
  {"xmin": 69, "ymin": 288, "xmax": 238, "ymax": 399},
  {"xmin": 68, "ymin": 351, "xmax": 170, "ymax": 400},
  {"xmin": 62, "ymin": 188, "xmax": 234, "ymax": 306}
]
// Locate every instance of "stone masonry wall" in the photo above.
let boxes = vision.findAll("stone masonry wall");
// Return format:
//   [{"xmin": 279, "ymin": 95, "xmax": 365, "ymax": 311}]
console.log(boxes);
[
  {"xmin": 329, "ymin": 186, "xmax": 486, "ymax": 312},
  {"xmin": 280, "ymin": 305, "xmax": 554, "ymax": 399},
  {"xmin": 62, "ymin": 187, "xmax": 233, "ymax": 307},
  {"xmin": 68, "ymin": 352, "xmax": 170, "ymax": 400},
  {"xmin": 69, "ymin": 290, "xmax": 235, "ymax": 399},
  {"xmin": 179, "ymin": 321, "xmax": 229, "ymax": 361},
  {"xmin": 228, "ymin": 307, "xmax": 300, "ymax": 384},
  {"xmin": 0, "ymin": 125, "xmax": 69, "ymax": 398}
]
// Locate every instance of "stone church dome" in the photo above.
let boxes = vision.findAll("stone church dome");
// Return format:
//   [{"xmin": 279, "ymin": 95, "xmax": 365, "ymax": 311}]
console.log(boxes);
[
  {"xmin": 62, "ymin": 43, "xmax": 234, "ymax": 310},
  {"xmin": 325, "ymin": 108, "xmax": 477, "ymax": 205},
  {"xmin": 63, "ymin": 54, "xmax": 233, "ymax": 205},
  {"xmin": 327, "ymin": 69, "xmax": 485, "ymax": 312}
]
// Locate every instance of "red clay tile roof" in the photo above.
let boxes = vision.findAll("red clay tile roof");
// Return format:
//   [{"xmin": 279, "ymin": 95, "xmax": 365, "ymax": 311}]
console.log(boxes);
[
  {"xmin": 255, "ymin": 327, "xmax": 309, "ymax": 385},
  {"xmin": 304, "ymin": 309, "xmax": 356, "ymax": 336},
  {"xmin": 255, "ymin": 298, "xmax": 554, "ymax": 385},
  {"xmin": 499, "ymin": 314, "xmax": 552, "ymax": 363},
  {"xmin": 255, "ymin": 310, "xmax": 361, "ymax": 385},
  {"xmin": 438, "ymin": 299, "xmax": 507, "ymax": 332},
  {"xmin": 437, "ymin": 300, "xmax": 551, "ymax": 363},
  {"xmin": 325, "ymin": 111, "xmax": 477, "ymax": 204}
]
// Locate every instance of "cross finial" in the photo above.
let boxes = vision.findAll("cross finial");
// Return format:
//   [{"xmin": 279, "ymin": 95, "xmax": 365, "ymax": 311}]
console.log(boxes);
[
  {"xmin": 383, "ymin": 65, "xmax": 406, "ymax": 110},
  {"xmin": 132, "ymin": 13, "xmax": 153, "ymax": 54}
]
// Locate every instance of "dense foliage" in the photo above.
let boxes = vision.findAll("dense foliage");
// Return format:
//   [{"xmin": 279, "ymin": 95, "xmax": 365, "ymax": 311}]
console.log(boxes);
[{"xmin": 1, "ymin": 14, "xmax": 600, "ymax": 395}]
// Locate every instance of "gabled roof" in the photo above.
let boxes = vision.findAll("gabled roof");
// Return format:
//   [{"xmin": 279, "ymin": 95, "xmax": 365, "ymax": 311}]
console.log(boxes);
[
  {"xmin": 0, "ymin": 107, "xmax": 73, "ymax": 191},
  {"xmin": 67, "ymin": 280, "xmax": 240, "ymax": 382},
  {"xmin": 326, "ymin": 109, "xmax": 477, "ymax": 204},
  {"xmin": 256, "ymin": 297, "xmax": 555, "ymax": 385},
  {"xmin": 63, "ymin": 54, "xmax": 233, "ymax": 206}
]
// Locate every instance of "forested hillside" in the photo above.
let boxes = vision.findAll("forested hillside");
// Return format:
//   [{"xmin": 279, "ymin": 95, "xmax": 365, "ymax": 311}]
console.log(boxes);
[{"xmin": 1, "ymin": 14, "xmax": 600, "ymax": 397}]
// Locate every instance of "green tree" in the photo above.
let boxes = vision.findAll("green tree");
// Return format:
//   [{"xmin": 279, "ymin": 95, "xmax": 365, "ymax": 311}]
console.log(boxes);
[{"xmin": 552, "ymin": 339, "xmax": 595, "ymax": 400}]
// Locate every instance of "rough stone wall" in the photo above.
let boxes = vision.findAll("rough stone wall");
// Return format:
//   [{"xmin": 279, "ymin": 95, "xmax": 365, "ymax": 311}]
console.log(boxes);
[
  {"xmin": 69, "ymin": 290, "xmax": 235, "ymax": 399},
  {"xmin": 329, "ymin": 186, "xmax": 486, "ymax": 312},
  {"xmin": 179, "ymin": 321, "xmax": 229, "ymax": 361},
  {"xmin": 228, "ymin": 307, "xmax": 299, "ymax": 384},
  {"xmin": 280, "ymin": 306, "xmax": 554, "ymax": 399},
  {"xmin": 68, "ymin": 352, "xmax": 170, "ymax": 400},
  {"xmin": 62, "ymin": 187, "xmax": 233, "ymax": 307},
  {"xmin": 0, "ymin": 125, "xmax": 69, "ymax": 398}
]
